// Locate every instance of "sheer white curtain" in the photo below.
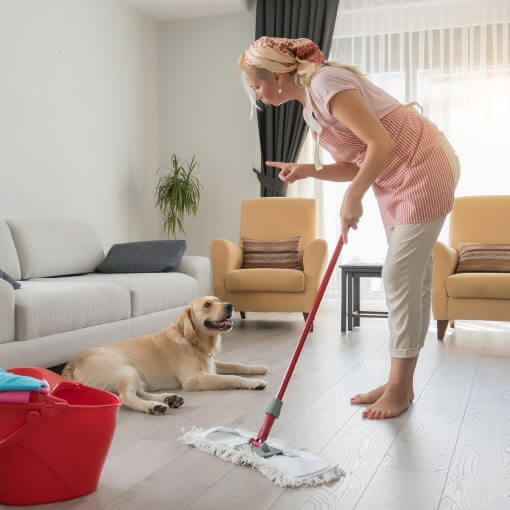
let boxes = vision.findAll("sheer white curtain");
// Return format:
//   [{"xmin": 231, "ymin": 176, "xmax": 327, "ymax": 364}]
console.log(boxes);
[{"xmin": 291, "ymin": 0, "xmax": 510, "ymax": 296}]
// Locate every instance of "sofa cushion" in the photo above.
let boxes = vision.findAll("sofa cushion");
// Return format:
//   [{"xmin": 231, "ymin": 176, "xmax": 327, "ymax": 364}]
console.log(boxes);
[
  {"xmin": 14, "ymin": 280, "xmax": 131, "ymax": 341},
  {"xmin": 55, "ymin": 272, "xmax": 199, "ymax": 317},
  {"xmin": 226, "ymin": 269, "xmax": 305, "ymax": 292},
  {"xmin": 456, "ymin": 243, "xmax": 510, "ymax": 273},
  {"xmin": 241, "ymin": 236, "xmax": 302, "ymax": 269},
  {"xmin": 5, "ymin": 218, "xmax": 105, "ymax": 279},
  {"xmin": 96, "ymin": 240, "xmax": 186, "ymax": 273},
  {"xmin": 446, "ymin": 273, "xmax": 510, "ymax": 299},
  {"xmin": 0, "ymin": 219, "xmax": 21, "ymax": 280}
]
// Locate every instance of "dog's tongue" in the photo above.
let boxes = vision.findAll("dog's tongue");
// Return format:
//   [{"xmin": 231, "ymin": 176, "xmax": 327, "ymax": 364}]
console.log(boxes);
[{"xmin": 207, "ymin": 318, "xmax": 233, "ymax": 329}]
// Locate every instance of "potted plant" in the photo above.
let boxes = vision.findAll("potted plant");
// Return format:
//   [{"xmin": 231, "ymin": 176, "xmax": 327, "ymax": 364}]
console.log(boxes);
[{"xmin": 155, "ymin": 154, "xmax": 201, "ymax": 238}]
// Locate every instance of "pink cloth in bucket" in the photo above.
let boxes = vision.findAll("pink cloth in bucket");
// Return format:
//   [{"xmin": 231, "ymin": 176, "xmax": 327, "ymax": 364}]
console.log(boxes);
[
  {"xmin": 0, "ymin": 391, "xmax": 31, "ymax": 403},
  {"xmin": 0, "ymin": 379, "xmax": 49, "ymax": 403}
]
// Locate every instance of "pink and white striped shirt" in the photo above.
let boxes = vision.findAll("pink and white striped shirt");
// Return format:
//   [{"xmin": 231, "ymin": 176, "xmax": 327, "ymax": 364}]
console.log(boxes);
[{"xmin": 303, "ymin": 66, "xmax": 456, "ymax": 229}]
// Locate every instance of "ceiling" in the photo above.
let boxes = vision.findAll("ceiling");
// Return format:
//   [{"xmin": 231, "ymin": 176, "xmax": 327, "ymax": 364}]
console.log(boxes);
[{"xmin": 120, "ymin": 0, "xmax": 251, "ymax": 21}]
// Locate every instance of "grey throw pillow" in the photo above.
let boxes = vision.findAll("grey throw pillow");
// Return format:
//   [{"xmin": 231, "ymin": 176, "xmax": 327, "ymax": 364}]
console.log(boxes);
[
  {"xmin": 95, "ymin": 240, "xmax": 186, "ymax": 273},
  {"xmin": 0, "ymin": 268, "xmax": 21, "ymax": 289}
]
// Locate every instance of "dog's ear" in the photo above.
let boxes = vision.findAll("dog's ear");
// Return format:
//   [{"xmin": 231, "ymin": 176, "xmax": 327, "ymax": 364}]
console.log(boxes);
[{"xmin": 177, "ymin": 307, "xmax": 196, "ymax": 341}]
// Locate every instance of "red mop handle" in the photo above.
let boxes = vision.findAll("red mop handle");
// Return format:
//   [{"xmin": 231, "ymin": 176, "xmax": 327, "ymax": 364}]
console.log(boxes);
[{"xmin": 251, "ymin": 234, "xmax": 345, "ymax": 447}]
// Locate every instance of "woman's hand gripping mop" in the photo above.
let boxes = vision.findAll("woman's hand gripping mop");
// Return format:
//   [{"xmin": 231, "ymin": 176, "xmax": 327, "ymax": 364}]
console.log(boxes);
[{"xmin": 179, "ymin": 234, "xmax": 346, "ymax": 488}]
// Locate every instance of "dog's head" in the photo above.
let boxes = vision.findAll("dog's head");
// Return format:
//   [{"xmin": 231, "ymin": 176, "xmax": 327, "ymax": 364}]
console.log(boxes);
[{"xmin": 176, "ymin": 296, "xmax": 234, "ymax": 350}]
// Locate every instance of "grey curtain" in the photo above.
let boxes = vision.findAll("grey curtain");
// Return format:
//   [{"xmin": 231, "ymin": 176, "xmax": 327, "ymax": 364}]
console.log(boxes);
[{"xmin": 253, "ymin": 0, "xmax": 340, "ymax": 197}]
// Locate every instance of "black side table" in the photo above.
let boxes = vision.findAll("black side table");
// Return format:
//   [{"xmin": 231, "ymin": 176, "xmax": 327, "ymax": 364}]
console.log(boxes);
[{"xmin": 340, "ymin": 264, "xmax": 388, "ymax": 332}]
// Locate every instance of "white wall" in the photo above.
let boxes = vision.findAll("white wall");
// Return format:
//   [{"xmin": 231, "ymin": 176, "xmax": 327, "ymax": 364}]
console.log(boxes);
[
  {"xmin": 0, "ymin": 0, "xmax": 160, "ymax": 250},
  {"xmin": 159, "ymin": 9, "xmax": 259, "ymax": 255},
  {"xmin": 0, "ymin": 1, "xmax": 259, "ymax": 256}
]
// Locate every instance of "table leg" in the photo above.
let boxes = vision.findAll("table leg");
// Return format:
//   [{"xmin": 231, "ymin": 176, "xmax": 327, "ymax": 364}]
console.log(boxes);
[
  {"xmin": 341, "ymin": 269, "xmax": 346, "ymax": 332},
  {"xmin": 354, "ymin": 275, "xmax": 360, "ymax": 327},
  {"xmin": 347, "ymin": 272, "xmax": 353, "ymax": 331}
]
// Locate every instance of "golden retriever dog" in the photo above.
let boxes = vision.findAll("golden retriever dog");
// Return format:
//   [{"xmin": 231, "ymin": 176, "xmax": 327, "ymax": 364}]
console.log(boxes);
[{"xmin": 62, "ymin": 296, "xmax": 268, "ymax": 414}]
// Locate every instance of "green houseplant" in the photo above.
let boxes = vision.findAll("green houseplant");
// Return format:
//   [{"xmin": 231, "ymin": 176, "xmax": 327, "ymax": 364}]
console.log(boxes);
[{"xmin": 155, "ymin": 154, "xmax": 201, "ymax": 238}]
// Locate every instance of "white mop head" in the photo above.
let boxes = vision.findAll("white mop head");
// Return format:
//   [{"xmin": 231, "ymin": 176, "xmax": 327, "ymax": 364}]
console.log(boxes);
[{"xmin": 178, "ymin": 426, "xmax": 345, "ymax": 488}]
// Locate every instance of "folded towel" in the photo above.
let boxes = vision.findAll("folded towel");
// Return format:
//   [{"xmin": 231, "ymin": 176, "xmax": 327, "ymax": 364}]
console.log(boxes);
[
  {"xmin": 0, "ymin": 391, "xmax": 31, "ymax": 403},
  {"xmin": 0, "ymin": 369, "xmax": 49, "ymax": 392}
]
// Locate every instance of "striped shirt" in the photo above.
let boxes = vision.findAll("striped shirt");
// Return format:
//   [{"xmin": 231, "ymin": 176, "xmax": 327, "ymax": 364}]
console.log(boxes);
[{"xmin": 303, "ymin": 67, "xmax": 456, "ymax": 229}]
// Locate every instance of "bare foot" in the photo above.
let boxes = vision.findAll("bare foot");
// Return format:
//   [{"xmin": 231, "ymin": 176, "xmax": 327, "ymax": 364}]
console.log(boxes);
[
  {"xmin": 362, "ymin": 385, "xmax": 411, "ymax": 419},
  {"xmin": 350, "ymin": 384, "xmax": 386, "ymax": 405},
  {"xmin": 351, "ymin": 384, "xmax": 414, "ymax": 405}
]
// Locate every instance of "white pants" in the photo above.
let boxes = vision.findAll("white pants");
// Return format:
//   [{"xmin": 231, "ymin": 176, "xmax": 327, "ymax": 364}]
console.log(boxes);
[
  {"xmin": 383, "ymin": 217, "xmax": 446, "ymax": 357},
  {"xmin": 383, "ymin": 135, "xmax": 460, "ymax": 358}
]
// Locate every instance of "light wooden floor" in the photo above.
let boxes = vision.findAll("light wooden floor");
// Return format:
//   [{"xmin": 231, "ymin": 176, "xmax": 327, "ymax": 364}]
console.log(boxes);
[{"xmin": 5, "ymin": 299, "xmax": 510, "ymax": 510}]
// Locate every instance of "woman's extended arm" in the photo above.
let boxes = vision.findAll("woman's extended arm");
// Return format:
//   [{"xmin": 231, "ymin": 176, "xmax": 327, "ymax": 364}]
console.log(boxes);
[
  {"xmin": 314, "ymin": 159, "xmax": 360, "ymax": 181},
  {"xmin": 267, "ymin": 160, "xmax": 359, "ymax": 183}
]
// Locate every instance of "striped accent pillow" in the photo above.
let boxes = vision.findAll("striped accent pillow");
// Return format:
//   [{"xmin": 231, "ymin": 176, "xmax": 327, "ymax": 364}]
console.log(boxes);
[
  {"xmin": 456, "ymin": 243, "xmax": 510, "ymax": 273},
  {"xmin": 241, "ymin": 236, "xmax": 302, "ymax": 269}
]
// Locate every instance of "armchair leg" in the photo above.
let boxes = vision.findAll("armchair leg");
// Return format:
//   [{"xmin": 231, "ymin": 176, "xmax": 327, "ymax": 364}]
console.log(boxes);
[
  {"xmin": 303, "ymin": 313, "xmax": 314, "ymax": 332},
  {"xmin": 240, "ymin": 312, "xmax": 246, "ymax": 319},
  {"xmin": 437, "ymin": 320, "xmax": 448, "ymax": 340}
]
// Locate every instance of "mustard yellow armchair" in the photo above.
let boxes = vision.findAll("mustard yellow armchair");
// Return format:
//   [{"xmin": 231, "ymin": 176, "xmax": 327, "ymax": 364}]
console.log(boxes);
[
  {"xmin": 432, "ymin": 195, "xmax": 510, "ymax": 340},
  {"xmin": 210, "ymin": 198, "xmax": 328, "ymax": 329}
]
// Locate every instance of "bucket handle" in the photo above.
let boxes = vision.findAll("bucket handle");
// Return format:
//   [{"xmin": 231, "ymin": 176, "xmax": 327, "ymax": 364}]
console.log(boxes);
[{"xmin": 0, "ymin": 411, "xmax": 41, "ymax": 449}]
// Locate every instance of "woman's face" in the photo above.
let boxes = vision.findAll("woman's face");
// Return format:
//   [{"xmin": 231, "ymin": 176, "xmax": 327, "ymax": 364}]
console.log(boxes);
[{"xmin": 242, "ymin": 71, "xmax": 283, "ymax": 106}]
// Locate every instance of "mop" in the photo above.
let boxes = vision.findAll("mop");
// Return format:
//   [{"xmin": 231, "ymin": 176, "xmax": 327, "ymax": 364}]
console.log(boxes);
[{"xmin": 179, "ymin": 234, "xmax": 346, "ymax": 488}]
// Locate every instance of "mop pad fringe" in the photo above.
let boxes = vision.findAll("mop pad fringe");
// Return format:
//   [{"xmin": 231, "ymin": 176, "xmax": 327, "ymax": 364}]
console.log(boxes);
[{"xmin": 178, "ymin": 427, "xmax": 345, "ymax": 488}]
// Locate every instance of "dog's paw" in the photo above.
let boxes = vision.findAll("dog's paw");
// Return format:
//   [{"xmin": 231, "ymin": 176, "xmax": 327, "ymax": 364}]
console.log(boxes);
[
  {"xmin": 250, "ymin": 379, "xmax": 267, "ymax": 390},
  {"xmin": 164, "ymin": 394, "xmax": 184, "ymax": 408},
  {"xmin": 252, "ymin": 365, "xmax": 268, "ymax": 375},
  {"xmin": 148, "ymin": 403, "xmax": 169, "ymax": 415}
]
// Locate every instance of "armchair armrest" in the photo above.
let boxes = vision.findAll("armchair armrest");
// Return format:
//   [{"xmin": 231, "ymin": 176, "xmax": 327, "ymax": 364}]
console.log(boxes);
[
  {"xmin": 432, "ymin": 241, "xmax": 459, "ymax": 319},
  {"xmin": 0, "ymin": 279, "xmax": 15, "ymax": 343},
  {"xmin": 210, "ymin": 239, "xmax": 243, "ymax": 299},
  {"xmin": 175, "ymin": 255, "xmax": 212, "ymax": 297},
  {"xmin": 303, "ymin": 239, "xmax": 328, "ymax": 290}
]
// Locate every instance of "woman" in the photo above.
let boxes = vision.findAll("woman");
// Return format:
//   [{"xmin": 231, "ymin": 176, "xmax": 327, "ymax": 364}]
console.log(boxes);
[{"xmin": 238, "ymin": 36, "xmax": 460, "ymax": 420}]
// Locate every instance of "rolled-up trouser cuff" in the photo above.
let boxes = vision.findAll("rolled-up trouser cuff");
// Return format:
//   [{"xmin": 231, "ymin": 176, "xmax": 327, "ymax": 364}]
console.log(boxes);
[{"xmin": 390, "ymin": 346, "xmax": 421, "ymax": 358}]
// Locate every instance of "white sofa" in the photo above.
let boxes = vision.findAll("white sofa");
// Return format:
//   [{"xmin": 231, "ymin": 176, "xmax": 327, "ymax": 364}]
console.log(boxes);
[{"xmin": 0, "ymin": 218, "xmax": 211, "ymax": 368}]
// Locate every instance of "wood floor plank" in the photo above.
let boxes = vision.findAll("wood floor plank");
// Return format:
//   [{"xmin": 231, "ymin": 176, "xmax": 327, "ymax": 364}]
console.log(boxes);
[
  {"xmin": 355, "ymin": 466, "xmax": 446, "ymax": 510},
  {"xmin": 438, "ymin": 401, "xmax": 510, "ymax": 510},
  {"xmin": 105, "ymin": 448, "xmax": 236, "ymax": 510},
  {"xmin": 469, "ymin": 357, "xmax": 510, "ymax": 405},
  {"xmin": 381, "ymin": 357, "xmax": 478, "ymax": 472}
]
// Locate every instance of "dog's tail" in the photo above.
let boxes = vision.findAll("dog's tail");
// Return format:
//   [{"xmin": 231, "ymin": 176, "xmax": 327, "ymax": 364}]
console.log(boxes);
[{"xmin": 61, "ymin": 361, "xmax": 76, "ymax": 380}]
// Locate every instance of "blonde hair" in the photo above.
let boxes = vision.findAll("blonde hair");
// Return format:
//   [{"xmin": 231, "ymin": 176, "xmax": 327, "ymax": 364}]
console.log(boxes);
[{"xmin": 238, "ymin": 50, "xmax": 364, "ymax": 116}]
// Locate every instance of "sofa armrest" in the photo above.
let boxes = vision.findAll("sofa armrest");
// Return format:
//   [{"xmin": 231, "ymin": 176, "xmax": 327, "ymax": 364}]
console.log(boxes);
[
  {"xmin": 432, "ymin": 241, "xmax": 459, "ymax": 319},
  {"xmin": 174, "ymin": 255, "xmax": 212, "ymax": 297},
  {"xmin": 0, "ymin": 279, "xmax": 15, "ymax": 343},
  {"xmin": 303, "ymin": 239, "xmax": 328, "ymax": 290},
  {"xmin": 210, "ymin": 239, "xmax": 242, "ymax": 299}
]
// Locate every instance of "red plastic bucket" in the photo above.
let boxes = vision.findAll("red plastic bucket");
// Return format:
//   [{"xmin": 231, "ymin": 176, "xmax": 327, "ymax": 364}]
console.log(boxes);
[{"xmin": 0, "ymin": 367, "xmax": 121, "ymax": 506}]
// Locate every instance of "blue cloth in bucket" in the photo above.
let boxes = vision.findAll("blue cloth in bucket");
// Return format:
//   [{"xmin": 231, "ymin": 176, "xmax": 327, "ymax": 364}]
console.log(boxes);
[{"xmin": 0, "ymin": 369, "xmax": 48, "ymax": 392}]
